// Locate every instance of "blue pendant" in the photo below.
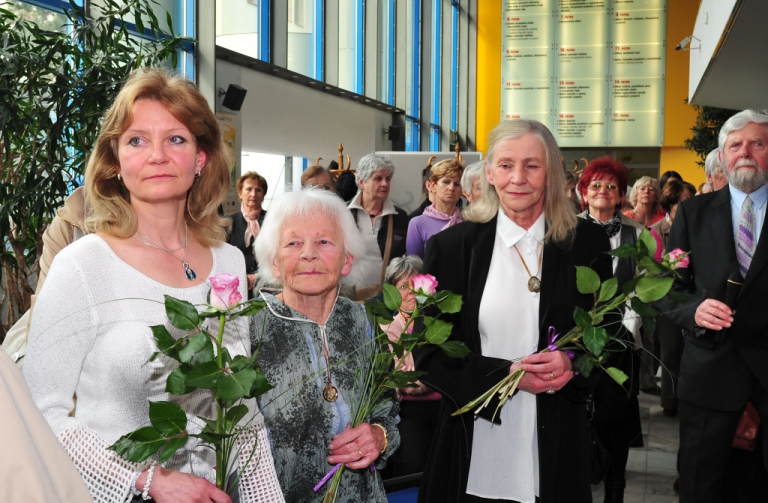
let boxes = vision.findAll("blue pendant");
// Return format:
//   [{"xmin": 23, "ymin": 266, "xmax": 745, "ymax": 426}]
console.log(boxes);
[{"xmin": 183, "ymin": 261, "xmax": 196, "ymax": 280}]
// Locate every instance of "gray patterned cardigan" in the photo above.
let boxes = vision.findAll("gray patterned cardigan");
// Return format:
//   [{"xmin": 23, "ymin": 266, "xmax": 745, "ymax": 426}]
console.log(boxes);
[{"xmin": 251, "ymin": 291, "xmax": 400, "ymax": 503}]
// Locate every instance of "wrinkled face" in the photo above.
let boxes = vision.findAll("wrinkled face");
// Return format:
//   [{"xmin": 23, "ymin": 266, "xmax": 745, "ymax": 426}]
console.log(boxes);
[
  {"xmin": 584, "ymin": 176, "xmax": 620, "ymax": 216},
  {"xmin": 636, "ymin": 184, "xmax": 657, "ymax": 205},
  {"xmin": 305, "ymin": 172, "xmax": 334, "ymax": 191},
  {"xmin": 272, "ymin": 214, "xmax": 353, "ymax": 297},
  {"xmin": 470, "ymin": 178, "xmax": 482, "ymax": 203},
  {"xmin": 360, "ymin": 169, "xmax": 392, "ymax": 203},
  {"xmin": 395, "ymin": 275, "xmax": 417, "ymax": 313},
  {"xmin": 239, "ymin": 178, "xmax": 265, "ymax": 208},
  {"xmin": 722, "ymin": 122, "xmax": 768, "ymax": 193},
  {"xmin": 486, "ymin": 134, "xmax": 548, "ymax": 220},
  {"xmin": 116, "ymin": 99, "xmax": 205, "ymax": 205},
  {"xmin": 433, "ymin": 175, "xmax": 462, "ymax": 207}
]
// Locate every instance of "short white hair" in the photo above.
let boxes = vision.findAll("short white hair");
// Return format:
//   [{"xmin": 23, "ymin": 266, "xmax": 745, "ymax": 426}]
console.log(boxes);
[
  {"xmin": 718, "ymin": 110, "xmax": 768, "ymax": 151},
  {"xmin": 704, "ymin": 148, "xmax": 722, "ymax": 178},
  {"xmin": 461, "ymin": 161, "xmax": 484, "ymax": 194},
  {"xmin": 254, "ymin": 188, "xmax": 365, "ymax": 285},
  {"xmin": 355, "ymin": 153, "xmax": 395, "ymax": 186}
]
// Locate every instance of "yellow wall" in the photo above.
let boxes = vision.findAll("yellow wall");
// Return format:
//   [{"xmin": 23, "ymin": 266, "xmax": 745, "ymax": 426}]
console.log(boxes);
[
  {"xmin": 661, "ymin": 0, "xmax": 703, "ymax": 187},
  {"xmin": 475, "ymin": 0, "xmax": 704, "ymax": 187}
]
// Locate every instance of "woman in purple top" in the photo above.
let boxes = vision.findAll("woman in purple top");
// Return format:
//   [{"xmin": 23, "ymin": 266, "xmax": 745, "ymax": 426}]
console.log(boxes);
[{"xmin": 406, "ymin": 158, "xmax": 464, "ymax": 257}]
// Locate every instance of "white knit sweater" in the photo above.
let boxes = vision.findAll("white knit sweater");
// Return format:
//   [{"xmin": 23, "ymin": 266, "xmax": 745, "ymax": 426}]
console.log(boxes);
[{"xmin": 24, "ymin": 235, "xmax": 284, "ymax": 503}]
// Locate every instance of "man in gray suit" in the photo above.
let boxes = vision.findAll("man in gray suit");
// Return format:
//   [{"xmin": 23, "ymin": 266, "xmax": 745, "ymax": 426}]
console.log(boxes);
[{"xmin": 662, "ymin": 109, "xmax": 768, "ymax": 502}]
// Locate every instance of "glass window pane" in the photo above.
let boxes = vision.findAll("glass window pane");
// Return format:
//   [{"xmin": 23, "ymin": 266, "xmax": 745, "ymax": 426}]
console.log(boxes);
[
  {"xmin": 406, "ymin": 117, "xmax": 420, "ymax": 151},
  {"xmin": 287, "ymin": 0, "xmax": 322, "ymax": 80},
  {"xmin": 338, "ymin": 0, "xmax": 362, "ymax": 93},
  {"xmin": 376, "ymin": 0, "xmax": 394, "ymax": 104},
  {"xmin": 216, "ymin": 0, "xmax": 263, "ymax": 61},
  {"xmin": 405, "ymin": 0, "xmax": 420, "ymax": 119}
]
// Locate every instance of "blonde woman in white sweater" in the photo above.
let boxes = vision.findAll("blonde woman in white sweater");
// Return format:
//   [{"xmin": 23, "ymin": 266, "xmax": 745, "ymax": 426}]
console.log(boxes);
[{"xmin": 24, "ymin": 69, "xmax": 284, "ymax": 503}]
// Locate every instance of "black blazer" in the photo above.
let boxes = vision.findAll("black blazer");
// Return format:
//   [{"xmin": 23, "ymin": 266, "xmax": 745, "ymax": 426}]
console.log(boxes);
[
  {"xmin": 415, "ymin": 216, "xmax": 611, "ymax": 503},
  {"xmin": 659, "ymin": 186, "xmax": 768, "ymax": 411},
  {"xmin": 227, "ymin": 210, "xmax": 266, "ymax": 276}
]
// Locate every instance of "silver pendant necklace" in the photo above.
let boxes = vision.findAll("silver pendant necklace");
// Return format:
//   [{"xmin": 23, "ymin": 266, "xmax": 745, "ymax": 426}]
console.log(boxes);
[{"xmin": 133, "ymin": 222, "xmax": 197, "ymax": 280}]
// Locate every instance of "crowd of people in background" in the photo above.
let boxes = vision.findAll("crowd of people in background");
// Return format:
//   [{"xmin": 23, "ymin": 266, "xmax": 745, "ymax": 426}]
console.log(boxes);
[{"xmin": 4, "ymin": 66, "xmax": 768, "ymax": 503}]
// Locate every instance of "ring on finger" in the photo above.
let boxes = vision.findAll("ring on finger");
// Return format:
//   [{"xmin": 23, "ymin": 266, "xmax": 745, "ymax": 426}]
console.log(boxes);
[
  {"xmin": 546, "ymin": 387, "xmax": 555, "ymax": 395},
  {"xmin": 549, "ymin": 372, "xmax": 555, "ymax": 381},
  {"xmin": 358, "ymin": 449, "xmax": 363, "ymax": 457}
]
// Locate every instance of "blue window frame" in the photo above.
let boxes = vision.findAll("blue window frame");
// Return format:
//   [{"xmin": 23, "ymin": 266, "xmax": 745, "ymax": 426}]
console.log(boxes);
[
  {"xmin": 450, "ymin": 0, "xmax": 459, "ymax": 133},
  {"xmin": 261, "ymin": 1, "xmax": 271, "ymax": 62},
  {"xmin": 406, "ymin": 117, "xmax": 420, "ymax": 152},
  {"xmin": 429, "ymin": 0, "xmax": 441, "ymax": 151},
  {"xmin": 405, "ymin": 0, "xmax": 421, "ymax": 151}
]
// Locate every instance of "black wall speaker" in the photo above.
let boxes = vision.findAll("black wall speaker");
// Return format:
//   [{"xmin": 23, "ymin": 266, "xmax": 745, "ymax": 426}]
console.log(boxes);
[{"xmin": 221, "ymin": 84, "xmax": 248, "ymax": 111}]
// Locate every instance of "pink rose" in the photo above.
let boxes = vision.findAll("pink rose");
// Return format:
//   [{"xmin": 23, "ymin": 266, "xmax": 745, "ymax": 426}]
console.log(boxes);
[
  {"xmin": 667, "ymin": 248, "xmax": 690, "ymax": 269},
  {"xmin": 209, "ymin": 274, "xmax": 242, "ymax": 311},
  {"xmin": 411, "ymin": 274, "xmax": 438, "ymax": 296}
]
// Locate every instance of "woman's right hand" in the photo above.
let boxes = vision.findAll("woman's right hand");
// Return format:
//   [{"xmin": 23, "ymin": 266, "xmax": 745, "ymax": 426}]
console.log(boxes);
[
  {"xmin": 511, "ymin": 351, "xmax": 573, "ymax": 395},
  {"xmin": 137, "ymin": 466, "xmax": 232, "ymax": 503}
]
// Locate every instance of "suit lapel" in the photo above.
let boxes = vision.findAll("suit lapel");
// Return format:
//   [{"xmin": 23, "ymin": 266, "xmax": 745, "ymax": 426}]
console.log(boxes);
[{"xmin": 466, "ymin": 218, "xmax": 497, "ymax": 353}]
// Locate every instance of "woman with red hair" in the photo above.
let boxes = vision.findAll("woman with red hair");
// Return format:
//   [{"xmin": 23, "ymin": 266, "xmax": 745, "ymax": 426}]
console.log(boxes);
[{"xmin": 577, "ymin": 157, "xmax": 644, "ymax": 503}]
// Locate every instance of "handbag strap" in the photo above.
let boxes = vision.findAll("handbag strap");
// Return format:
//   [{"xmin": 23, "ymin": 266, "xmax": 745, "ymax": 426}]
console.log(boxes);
[{"xmin": 380, "ymin": 215, "xmax": 394, "ymax": 285}]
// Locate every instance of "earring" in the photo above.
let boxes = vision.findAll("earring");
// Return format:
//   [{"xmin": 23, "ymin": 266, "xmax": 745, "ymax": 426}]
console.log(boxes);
[
  {"xmin": 117, "ymin": 173, "xmax": 121, "ymax": 181},
  {"xmin": 195, "ymin": 170, "xmax": 201, "ymax": 178}
]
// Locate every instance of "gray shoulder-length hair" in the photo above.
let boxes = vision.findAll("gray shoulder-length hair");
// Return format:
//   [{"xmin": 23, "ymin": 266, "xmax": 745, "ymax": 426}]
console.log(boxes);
[
  {"xmin": 355, "ymin": 153, "xmax": 395, "ymax": 186},
  {"xmin": 463, "ymin": 119, "xmax": 578, "ymax": 245},
  {"xmin": 254, "ymin": 188, "xmax": 365, "ymax": 285},
  {"xmin": 461, "ymin": 161, "xmax": 484, "ymax": 194},
  {"xmin": 384, "ymin": 255, "xmax": 423, "ymax": 286}
]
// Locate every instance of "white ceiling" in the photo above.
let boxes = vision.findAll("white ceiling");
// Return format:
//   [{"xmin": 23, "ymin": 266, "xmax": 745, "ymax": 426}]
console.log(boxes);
[{"xmin": 689, "ymin": 0, "xmax": 768, "ymax": 110}]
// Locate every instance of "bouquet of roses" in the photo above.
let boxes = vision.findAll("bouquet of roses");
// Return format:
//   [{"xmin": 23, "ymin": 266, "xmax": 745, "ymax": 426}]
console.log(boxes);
[
  {"xmin": 454, "ymin": 229, "xmax": 689, "ymax": 420},
  {"xmin": 109, "ymin": 274, "xmax": 272, "ymax": 494},
  {"xmin": 316, "ymin": 274, "xmax": 468, "ymax": 502}
]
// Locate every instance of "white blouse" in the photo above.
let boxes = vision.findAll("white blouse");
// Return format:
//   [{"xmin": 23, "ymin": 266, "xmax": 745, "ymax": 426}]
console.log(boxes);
[{"xmin": 466, "ymin": 211, "xmax": 544, "ymax": 502}]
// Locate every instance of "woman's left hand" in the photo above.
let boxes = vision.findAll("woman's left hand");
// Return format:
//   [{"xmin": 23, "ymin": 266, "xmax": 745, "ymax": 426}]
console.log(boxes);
[{"xmin": 327, "ymin": 423, "xmax": 385, "ymax": 469}]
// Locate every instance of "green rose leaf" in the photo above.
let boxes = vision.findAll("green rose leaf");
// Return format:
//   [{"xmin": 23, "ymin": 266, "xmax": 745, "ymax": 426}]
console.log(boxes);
[
  {"xmin": 438, "ymin": 293, "xmax": 463, "ymax": 314},
  {"xmin": 642, "ymin": 316, "xmax": 656, "ymax": 341},
  {"xmin": 576, "ymin": 266, "xmax": 601, "ymax": 294},
  {"xmin": 399, "ymin": 331, "xmax": 421, "ymax": 347},
  {"xmin": 606, "ymin": 243, "xmax": 638, "ymax": 258},
  {"xmin": 367, "ymin": 299, "xmax": 393, "ymax": 322},
  {"xmin": 231, "ymin": 299, "xmax": 267, "ymax": 319},
  {"xmin": 635, "ymin": 276, "xmax": 675, "ymax": 303},
  {"xmin": 573, "ymin": 354, "xmax": 596, "ymax": 378},
  {"xmin": 391, "ymin": 342, "xmax": 404, "ymax": 359},
  {"xmin": 622, "ymin": 276, "xmax": 641, "ymax": 296},
  {"xmin": 230, "ymin": 353, "xmax": 259, "ymax": 373},
  {"xmin": 151, "ymin": 325, "xmax": 179, "ymax": 360},
  {"xmin": 224, "ymin": 404, "xmax": 249, "ymax": 430},
  {"xmin": 109, "ymin": 426, "xmax": 165, "ymax": 462},
  {"xmin": 382, "ymin": 283, "xmax": 403, "ymax": 312},
  {"xmin": 248, "ymin": 371, "xmax": 275, "ymax": 397},
  {"xmin": 598, "ymin": 277, "xmax": 618, "ymax": 303},
  {"xmin": 432, "ymin": 291, "xmax": 451, "ymax": 303},
  {"xmin": 218, "ymin": 368, "xmax": 258, "ymax": 400},
  {"xmin": 164, "ymin": 295, "xmax": 200, "ymax": 331},
  {"xmin": 440, "ymin": 340, "xmax": 470, "ymax": 358},
  {"xmin": 638, "ymin": 229, "xmax": 657, "ymax": 257},
  {"xmin": 185, "ymin": 361, "xmax": 223, "ymax": 389},
  {"xmin": 158, "ymin": 434, "xmax": 188, "ymax": 464},
  {"xmin": 583, "ymin": 326, "xmax": 609, "ymax": 356},
  {"xmin": 190, "ymin": 336, "xmax": 215, "ymax": 365},
  {"xmin": 605, "ymin": 366, "xmax": 629, "ymax": 386},
  {"xmin": 192, "ymin": 431, "xmax": 230, "ymax": 445},
  {"xmin": 166, "ymin": 365, "xmax": 193, "ymax": 395},
  {"xmin": 630, "ymin": 298, "xmax": 659, "ymax": 318},
  {"xmin": 178, "ymin": 332, "xmax": 208, "ymax": 364},
  {"xmin": 573, "ymin": 306, "xmax": 593, "ymax": 330},
  {"xmin": 425, "ymin": 318, "xmax": 452, "ymax": 345},
  {"xmin": 638, "ymin": 256, "xmax": 663, "ymax": 275},
  {"xmin": 149, "ymin": 401, "xmax": 187, "ymax": 437}
]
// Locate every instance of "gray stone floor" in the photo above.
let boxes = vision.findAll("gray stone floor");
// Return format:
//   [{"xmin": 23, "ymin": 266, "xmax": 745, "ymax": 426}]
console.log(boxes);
[{"xmin": 591, "ymin": 390, "xmax": 680, "ymax": 503}]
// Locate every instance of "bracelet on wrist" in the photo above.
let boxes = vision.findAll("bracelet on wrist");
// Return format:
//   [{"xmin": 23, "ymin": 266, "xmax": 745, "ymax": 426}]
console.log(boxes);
[
  {"xmin": 142, "ymin": 461, "xmax": 158, "ymax": 501},
  {"xmin": 372, "ymin": 423, "xmax": 388, "ymax": 455},
  {"xmin": 130, "ymin": 471, "xmax": 142, "ymax": 497}
]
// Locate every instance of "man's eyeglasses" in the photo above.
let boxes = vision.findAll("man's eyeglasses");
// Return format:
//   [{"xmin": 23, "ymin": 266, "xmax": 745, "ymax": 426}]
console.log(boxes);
[{"xmin": 587, "ymin": 182, "xmax": 618, "ymax": 192}]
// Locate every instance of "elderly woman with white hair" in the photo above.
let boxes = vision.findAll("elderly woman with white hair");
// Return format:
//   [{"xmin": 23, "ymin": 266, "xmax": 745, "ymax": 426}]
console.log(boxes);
[
  {"xmin": 347, "ymin": 153, "xmax": 410, "ymax": 300},
  {"xmin": 461, "ymin": 161, "xmax": 484, "ymax": 204},
  {"xmin": 251, "ymin": 188, "xmax": 400, "ymax": 503},
  {"xmin": 415, "ymin": 119, "xmax": 613, "ymax": 503}
]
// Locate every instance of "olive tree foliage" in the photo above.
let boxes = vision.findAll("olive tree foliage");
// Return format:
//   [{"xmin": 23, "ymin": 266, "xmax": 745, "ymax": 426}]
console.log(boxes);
[{"xmin": 0, "ymin": 0, "xmax": 192, "ymax": 339}]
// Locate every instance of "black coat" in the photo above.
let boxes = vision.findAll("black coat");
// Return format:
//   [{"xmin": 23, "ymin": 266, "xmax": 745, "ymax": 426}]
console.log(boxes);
[
  {"xmin": 659, "ymin": 186, "xmax": 768, "ymax": 411},
  {"xmin": 414, "ymin": 216, "xmax": 612, "ymax": 503}
]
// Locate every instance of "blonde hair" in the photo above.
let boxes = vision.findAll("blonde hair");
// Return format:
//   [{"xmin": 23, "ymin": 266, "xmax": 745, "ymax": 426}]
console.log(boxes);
[
  {"xmin": 84, "ymin": 67, "xmax": 232, "ymax": 246},
  {"xmin": 463, "ymin": 119, "xmax": 577, "ymax": 245},
  {"xmin": 628, "ymin": 176, "xmax": 660, "ymax": 213},
  {"xmin": 429, "ymin": 158, "xmax": 464, "ymax": 184}
]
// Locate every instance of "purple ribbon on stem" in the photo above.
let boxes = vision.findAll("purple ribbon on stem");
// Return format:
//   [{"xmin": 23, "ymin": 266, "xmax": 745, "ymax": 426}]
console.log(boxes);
[
  {"xmin": 313, "ymin": 463, "xmax": 376, "ymax": 492},
  {"xmin": 546, "ymin": 326, "xmax": 578, "ymax": 374}
]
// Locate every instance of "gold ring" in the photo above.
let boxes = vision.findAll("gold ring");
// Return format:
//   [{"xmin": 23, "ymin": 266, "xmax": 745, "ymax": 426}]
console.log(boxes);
[
  {"xmin": 546, "ymin": 388, "xmax": 555, "ymax": 395},
  {"xmin": 358, "ymin": 449, "xmax": 363, "ymax": 457},
  {"xmin": 550, "ymin": 372, "xmax": 555, "ymax": 381}
]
